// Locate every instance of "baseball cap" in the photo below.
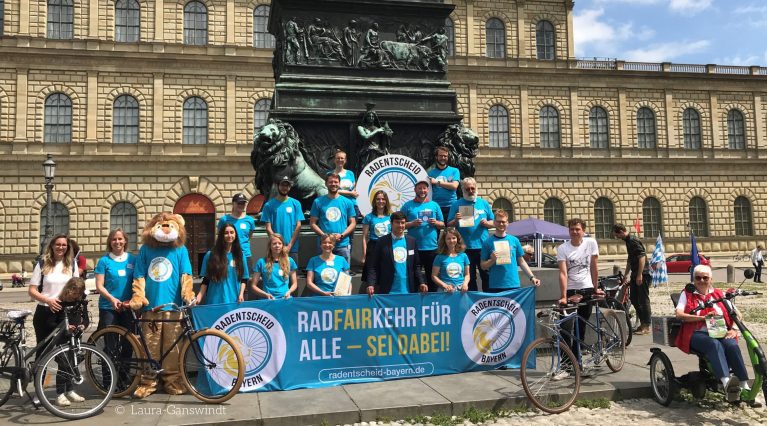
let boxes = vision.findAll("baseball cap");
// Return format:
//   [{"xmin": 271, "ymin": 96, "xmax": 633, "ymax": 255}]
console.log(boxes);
[
  {"xmin": 232, "ymin": 193, "xmax": 248, "ymax": 203},
  {"xmin": 278, "ymin": 176, "xmax": 293, "ymax": 185}
]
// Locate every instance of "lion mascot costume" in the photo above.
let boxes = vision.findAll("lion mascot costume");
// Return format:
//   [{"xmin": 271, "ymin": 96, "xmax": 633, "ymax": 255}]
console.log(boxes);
[{"xmin": 129, "ymin": 212, "xmax": 195, "ymax": 398}]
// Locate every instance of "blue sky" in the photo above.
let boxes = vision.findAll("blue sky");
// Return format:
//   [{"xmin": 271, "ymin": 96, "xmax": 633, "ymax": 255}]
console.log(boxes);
[{"xmin": 573, "ymin": 0, "xmax": 767, "ymax": 66}]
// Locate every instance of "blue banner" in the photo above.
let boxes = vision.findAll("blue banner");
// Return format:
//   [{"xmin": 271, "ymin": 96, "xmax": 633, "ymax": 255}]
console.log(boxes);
[{"xmin": 191, "ymin": 288, "xmax": 535, "ymax": 392}]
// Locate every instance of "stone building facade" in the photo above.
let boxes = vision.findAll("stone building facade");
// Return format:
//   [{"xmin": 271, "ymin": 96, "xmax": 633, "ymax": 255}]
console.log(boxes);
[{"xmin": 0, "ymin": 0, "xmax": 764, "ymax": 273}]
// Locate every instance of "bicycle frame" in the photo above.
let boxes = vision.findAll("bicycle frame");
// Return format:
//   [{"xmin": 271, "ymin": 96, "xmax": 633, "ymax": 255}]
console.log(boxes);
[
  {"xmin": 724, "ymin": 300, "xmax": 766, "ymax": 401},
  {"xmin": 548, "ymin": 302, "xmax": 622, "ymax": 367}
]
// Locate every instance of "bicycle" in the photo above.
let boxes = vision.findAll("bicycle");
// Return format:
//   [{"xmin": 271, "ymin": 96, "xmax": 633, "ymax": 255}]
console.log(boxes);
[
  {"xmin": 732, "ymin": 251, "xmax": 747, "ymax": 262},
  {"xmin": 520, "ymin": 294, "xmax": 626, "ymax": 413},
  {"xmin": 598, "ymin": 272, "xmax": 639, "ymax": 347},
  {"xmin": 0, "ymin": 301, "xmax": 116, "ymax": 420},
  {"xmin": 649, "ymin": 270, "xmax": 766, "ymax": 406},
  {"xmin": 86, "ymin": 302, "xmax": 245, "ymax": 403}
]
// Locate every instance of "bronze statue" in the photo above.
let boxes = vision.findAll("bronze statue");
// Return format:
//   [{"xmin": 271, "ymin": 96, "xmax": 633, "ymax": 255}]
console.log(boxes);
[
  {"xmin": 420, "ymin": 27, "xmax": 448, "ymax": 71},
  {"xmin": 251, "ymin": 119, "xmax": 328, "ymax": 205},
  {"xmin": 342, "ymin": 20, "xmax": 360, "ymax": 67},
  {"xmin": 356, "ymin": 103, "xmax": 393, "ymax": 170},
  {"xmin": 284, "ymin": 17, "xmax": 304, "ymax": 64},
  {"xmin": 433, "ymin": 123, "xmax": 479, "ymax": 177}
]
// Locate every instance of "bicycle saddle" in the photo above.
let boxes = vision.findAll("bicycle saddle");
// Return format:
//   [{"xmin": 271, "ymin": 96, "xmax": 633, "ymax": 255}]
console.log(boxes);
[
  {"xmin": 7, "ymin": 310, "xmax": 32, "ymax": 320},
  {"xmin": 568, "ymin": 294, "xmax": 584, "ymax": 304}
]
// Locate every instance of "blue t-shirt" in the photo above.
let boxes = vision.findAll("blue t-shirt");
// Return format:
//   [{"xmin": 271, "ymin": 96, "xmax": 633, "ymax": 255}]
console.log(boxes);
[
  {"xmin": 306, "ymin": 255, "xmax": 350, "ymax": 293},
  {"xmin": 261, "ymin": 197, "xmax": 305, "ymax": 254},
  {"xmin": 134, "ymin": 245, "xmax": 193, "ymax": 311},
  {"xmin": 338, "ymin": 169, "xmax": 357, "ymax": 206},
  {"xmin": 391, "ymin": 236, "xmax": 409, "ymax": 294},
  {"xmin": 433, "ymin": 252, "xmax": 470, "ymax": 290},
  {"xmin": 217, "ymin": 214, "xmax": 257, "ymax": 258},
  {"xmin": 310, "ymin": 195, "xmax": 356, "ymax": 248},
  {"xmin": 200, "ymin": 251, "xmax": 250, "ymax": 305},
  {"xmin": 447, "ymin": 198, "xmax": 495, "ymax": 250},
  {"xmin": 362, "ymin": 214, "xmax": 391, "ymax": 241},
  {"xmin": 428, "ymin": 166, "xmax": 460, "ymax": 208},
  {"xmin": 481, "ymin": 234, "xmax": 524, "ymax": 289},
  {"xmin": 401, "ymin": 199, "xmax": 444, "ymax": 251},
  {"xmin": 94, "ymin": 253, "xmax": 136, "ymax": 310},
  {"xmin": 254, "ymin": 257, "xmax": 297, "ymax": 298}
]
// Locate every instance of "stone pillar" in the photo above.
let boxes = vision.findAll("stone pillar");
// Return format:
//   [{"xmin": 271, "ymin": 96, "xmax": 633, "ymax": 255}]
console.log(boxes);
[
  {"xmin": 89, "ymin": 0, "xmax": 99, "ymax": 38},
  {"xmin": 226, "ymin": 0, "xmax": 236, "ymax": 44},
  {"xmin": 155, "ymin": 0, "xmax": 165, "ymax": 41},
  {"xmin": 755, "ymin": 94, "xmax": 765, "ymax": 153},
  {"xmin": 565, "ymin": 0, "xmax": 575, "ymax": 59},
  {"xmin": 468, "ymin": 83, "xmax": 478, "ymax": 132},
  {"xmin": 19, "ymin": 1, "xmax": 30, "ymax": 35},
  {"xmin": 466, "ymin": 0, "xmax": 476, "ymax": 56},
  {"xmin": 516, "ymin": 1, "xmax": 526, "ymax": 59},
  {"xmin": 13, "ymin": 69, "xmax": 28, "ymax": 144},
  {"xmin": 709, "ymin": 92, "xmax": 719, "ymax": 152},
  {"xmin": 664, "ymin": 91, "xmax": 675, "ymax": 149},
  {"xmin": 617, "ymin": 89, "xmax": 627, "ymax": 150},
  {"xmin": 520, "ymin": 85, "xmax": 530, "ymax": 148},
  {"xmin": 569, "ymin": 88, "xmax": 578, "ymax": 148},
  {"xmin": 86, "ymin": 71, "xmax": 98, "ymax": 143},
  {"xmin": 152, "ymin": 73, "xmax": 164, "ymax": 143},
  {"xmin": 226, "ymin": 75, "xmax": 237, "ymax": 145}
]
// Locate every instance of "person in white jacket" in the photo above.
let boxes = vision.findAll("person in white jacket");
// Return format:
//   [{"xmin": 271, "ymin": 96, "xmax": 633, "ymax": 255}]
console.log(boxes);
[{"xmin": 751, "ymin": 245, "xmax": 764, "ymax": 283}]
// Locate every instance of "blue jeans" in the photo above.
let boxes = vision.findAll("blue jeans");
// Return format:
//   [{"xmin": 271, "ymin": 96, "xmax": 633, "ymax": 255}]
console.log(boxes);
[{"xmin": 690, "ymin": 330, "xmax": 749, "ymax": 381}]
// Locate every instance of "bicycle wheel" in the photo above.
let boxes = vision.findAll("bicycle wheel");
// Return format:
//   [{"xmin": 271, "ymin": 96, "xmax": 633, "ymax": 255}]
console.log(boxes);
[
  {"xmin": 649, "ymin": 351, "xmax": 677, "ymax": 406},
  {"xmin": 520, "ymin": 337, "xmax": 581, "ymax": 414},
  {"xmin": 34, "ymin": 344, "xmax": 116, "ymax": 420},
  {"xmin": 599, "ymin": 297, "xmax": 632, "ymax": 347},
  {"xmin": 179, "ymin": 328, "xmax": 245, "ymax": 403},
  {"xmin": 87, "ymin": 326, "xmax": 144, "ymax": 397},
  {"xmin": 600, "ymin": 311, "xmax": 625, "ymax": 372},
  {"xmin": 0, "ymin": 339, "xmax": 21, "ymax": 406}
]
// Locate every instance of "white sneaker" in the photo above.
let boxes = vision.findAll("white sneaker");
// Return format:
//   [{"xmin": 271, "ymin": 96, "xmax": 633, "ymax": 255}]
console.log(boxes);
[
  {"xmin": 552, "ymin": 370, "xmax": 571, "ymax": 381},
  {"xmin": 55, "ymin": 394, "xmax": 71, "ymax": 407},
  {"xmin": 66, "ymin": 391, "xmax": 85, "ymax": 403}
]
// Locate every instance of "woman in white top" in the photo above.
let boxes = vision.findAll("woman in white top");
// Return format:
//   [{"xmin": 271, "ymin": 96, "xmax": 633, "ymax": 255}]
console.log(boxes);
[{"xmin": 29, "ymin": 235, "xmax": 79, "ymax": 349}]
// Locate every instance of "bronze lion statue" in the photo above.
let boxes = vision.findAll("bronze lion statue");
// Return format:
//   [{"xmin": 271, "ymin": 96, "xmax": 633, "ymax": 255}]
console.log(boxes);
[
  {"xmin": 251, "ymin": 119, "xmax": 328, "ymax": 207},
  {"xmin": 434, "ymin": 124, "xmax": 480, "ymax": 177}
]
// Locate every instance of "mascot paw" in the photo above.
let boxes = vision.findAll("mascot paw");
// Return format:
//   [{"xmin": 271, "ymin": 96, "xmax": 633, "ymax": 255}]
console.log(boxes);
[
  {"xmin": 164, "ymin": 382, "xmax": 187, "ymax": 395},
  {"xmin": 128, "ymin": 296, "xmax": 148, "ymax": 311},
  {"xmin": 133, "ymin": 385, "xmax": 157, "ymax": 399}
]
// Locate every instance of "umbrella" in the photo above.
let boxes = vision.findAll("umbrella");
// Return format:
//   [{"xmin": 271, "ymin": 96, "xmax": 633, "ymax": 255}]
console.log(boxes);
[{"xmin": 506, "ymin": 217, "xmax": 571, "ymax": 267}]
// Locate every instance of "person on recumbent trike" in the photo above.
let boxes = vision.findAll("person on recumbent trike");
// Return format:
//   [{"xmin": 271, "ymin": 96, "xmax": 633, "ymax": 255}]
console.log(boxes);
[{"xmin": 674, "ymin": 264, "xmax": 750, "ymax": 401}]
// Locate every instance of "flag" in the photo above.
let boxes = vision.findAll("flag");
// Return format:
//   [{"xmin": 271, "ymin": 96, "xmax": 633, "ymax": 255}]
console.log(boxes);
[
  {"xmin": 690, "ymin": 230, "xmax": 700, "ymax": 282},
  {"xmin": 634, "ymin": 217, "xmax": 642, "ymax": 235},
  {"xmin": 650, "ymin": 234, "xmax": 668, "ymax": 288}
]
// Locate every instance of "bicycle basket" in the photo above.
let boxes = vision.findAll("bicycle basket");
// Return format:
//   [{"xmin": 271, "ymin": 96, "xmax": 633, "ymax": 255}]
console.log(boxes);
[{"xmin": 600, "ymin": 276, "xmax": 622, "ymax": 293}]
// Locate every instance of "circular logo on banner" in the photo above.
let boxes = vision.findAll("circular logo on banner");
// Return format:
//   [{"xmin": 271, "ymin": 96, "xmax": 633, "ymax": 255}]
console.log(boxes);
[
  {"xmin": 461, "ymin": 298, "xmax": 526, "ymax": 366},
  {"xmin": 207, "ymin": 308, "xmax": 286, "ymax": 391},
  {"xmin": 356, "ymin": 154, "xmax": 430, "ymax": 216},
  {"xmin": 325, "ymin": 207, "xmax": 342, "ymax": 222},
  {"xmin": 148, "ymin": 257, "xmax": 173, "ymax": 282}
]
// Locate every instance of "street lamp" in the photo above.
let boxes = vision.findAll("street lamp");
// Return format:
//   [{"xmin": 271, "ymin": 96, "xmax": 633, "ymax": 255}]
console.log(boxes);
[{"xmin": 42, "ymin": 154, "xmax": 56, "ymax": 251}]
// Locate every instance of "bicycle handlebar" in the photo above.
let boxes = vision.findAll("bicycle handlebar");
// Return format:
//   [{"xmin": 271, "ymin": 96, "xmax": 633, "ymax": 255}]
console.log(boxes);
[{"xmin": 689, "ymin": 289, "xmax": 761, "ymax": 314}]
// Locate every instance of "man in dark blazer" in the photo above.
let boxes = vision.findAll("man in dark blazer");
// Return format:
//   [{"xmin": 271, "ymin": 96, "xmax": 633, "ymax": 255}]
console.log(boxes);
[{"xmin": 367, "ymin": 211, "xmax": 428, "ymax": 295}]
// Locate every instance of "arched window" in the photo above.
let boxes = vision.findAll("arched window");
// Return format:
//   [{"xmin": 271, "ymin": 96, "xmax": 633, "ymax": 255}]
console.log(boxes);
[
  {"xmin": 47, "ymin": 0, "xmax": 74, "ymax": 39},
  {"xmin": 688, "ymin": 197, "xmax": 709, "ymax": 237},
  {"xmin": 540, "ymin": 106, "xmax": 560, "ymax": 148},
  {"xmin": 184, "ymin": 1, "xmax": 208, "ymax": 45},
  {"xmin": 637, "ymin": 107, "xmax": 656, "ymax": 149},
  {"xmin": 115, "ymin": 0, "xmax": 140, "ymax": 42},
  {"xmin": 536, "ymin": 20, "xmax": 555, "ymax": 60},
  {"xmin": 40, "ymin": 202, "xmax": 70, "ymax": 246},
  {"xmin": 492, "ymin": 198, "xmax": 514, "ymax": 222},
  {"xmin": 488, "ymin": 105, "xmax": 509, "ymax": 148},
  {"xmin": 485, "ymin": 18, "xmax": 505, "ymax": 59},
  {"xmin": 589, "ymin": 106, "xmax": 609, "ymax": 148},
  {"xmin": 44, "ymin": 93, "xmax": 72, "ymax": 143},
  {"xmin": 734, "ymin": 196, "xmax": 753, "ymax": 236},
  {"xmin": 254, "ymin": 98, "xmax": 270, "ymax": 133},
  {"xmin": 445, "ymin": 17, "xmax": 455, "ymax": 57},
  {"xmin": 183, "ymin": 96, "xmax": 208, "ymax": 145},
  {"xmin": 642, "ymin": 197, "xmax": 663, "ymax": 239},
  {"xmin": 253, "ymin": 5, "xmax": 275, "ymax": 48},
  {"xmin": 728, "ymin": 109, "xmax": 745, "ymax": 150},
  {"xmin": 0, "ymin": 0, "xmax": 5, "ymax": 35},
  {"xmin": 544, "ymin": 198, "xmax": 565, "ymax": 226},
  {"xmin": 110, "ymin": 202, "xmax": 138, "ymax": 251},
  {"xmin": 683, "ymin": 108, "xmax": 701, "ymax": 149},
  {"xmin": 593, "ymin": 197, "xmax": 614, "ymax": 239},
  {"xmin": 113, "ymin": 95, "xmax": 139, "ymax": 144}
]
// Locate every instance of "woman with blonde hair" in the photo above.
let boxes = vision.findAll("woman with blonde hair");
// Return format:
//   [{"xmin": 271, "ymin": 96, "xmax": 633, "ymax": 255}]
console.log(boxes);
[
  {"xmin": 251, "ymin": 234, "xmax": 297, "ymax": 299},
  {"xmin": 432, "ymin": 228, "xmax": 470, "ymax": 293}
]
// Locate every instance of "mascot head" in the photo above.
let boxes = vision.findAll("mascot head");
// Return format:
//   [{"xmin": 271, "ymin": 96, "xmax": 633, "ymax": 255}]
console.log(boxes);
[{"xmin": 142, "ymin": 212, "xmax": 187, "ymax": 248}]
